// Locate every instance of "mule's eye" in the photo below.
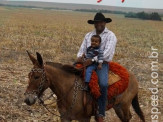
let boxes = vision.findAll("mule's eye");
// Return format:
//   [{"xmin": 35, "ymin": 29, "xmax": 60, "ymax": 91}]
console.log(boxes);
[{"xmin": 34, "ymin": 76, "xmax": 40, "ymax": 79}]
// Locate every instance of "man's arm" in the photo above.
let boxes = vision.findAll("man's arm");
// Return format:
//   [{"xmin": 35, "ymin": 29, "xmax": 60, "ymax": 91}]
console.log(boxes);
[
  {"xmin": 97, "ymin": 49, "xmax": 103, "ymax": 70},
  {"xmin": 98, "ymin": 49, "xmax": 104, "ymax": 63},
  {"xmin": 103, "ymin": 32, "xmax": 117, "ymax": 61},
  {"xmin": 77, "ymin": 35, "xmax": 87, "ymax": 58}
]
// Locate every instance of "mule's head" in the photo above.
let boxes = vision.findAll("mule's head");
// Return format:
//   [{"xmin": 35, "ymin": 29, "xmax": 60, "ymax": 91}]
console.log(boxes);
[{"xmin": 24, "ymin": 51, "xmax": 49, "ymax": 106}]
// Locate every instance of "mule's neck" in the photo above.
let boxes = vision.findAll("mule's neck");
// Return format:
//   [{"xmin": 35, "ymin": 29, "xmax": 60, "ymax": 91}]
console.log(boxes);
[{"xmin": 44, "ymin": 65, "xmax": 75, "ymax": 98}]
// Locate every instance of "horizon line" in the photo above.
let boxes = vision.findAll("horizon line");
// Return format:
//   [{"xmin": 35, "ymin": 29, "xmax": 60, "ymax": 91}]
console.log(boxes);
[{"xmin": 5, "ymin": 0, "xmax": 163, "ymax": 10}]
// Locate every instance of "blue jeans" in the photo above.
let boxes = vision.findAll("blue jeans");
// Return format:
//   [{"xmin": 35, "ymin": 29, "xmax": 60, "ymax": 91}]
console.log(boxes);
[
  {"xmin": 96, "ymin": 63, "xmax": 109, "ymax": 116},
  {"xmin": 85, "ymin": 63, "xmax": 109, "ymax": 116},
  {"xmin": 85, "ymin": 63, "xmax": 98, "ymax": 83}
]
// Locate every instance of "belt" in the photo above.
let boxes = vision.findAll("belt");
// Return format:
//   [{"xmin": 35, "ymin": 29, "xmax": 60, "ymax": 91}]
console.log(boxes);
[
  {"xmin": 103, "ymin": 61, "xmax": 109, "ymax": 64},
  {"xmin": 92, "ymin": 61, "xmax": 108, "ymax": 64}
]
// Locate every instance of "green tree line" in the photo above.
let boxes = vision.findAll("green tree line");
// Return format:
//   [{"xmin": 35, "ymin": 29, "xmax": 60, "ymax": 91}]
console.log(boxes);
[
  {"xmin": 74, "ymin": 9, "xmax": 126, "ymax": 15},
  {"xmin": 125, "ymin": 12, "xmax": 162, "ymax": 21}
]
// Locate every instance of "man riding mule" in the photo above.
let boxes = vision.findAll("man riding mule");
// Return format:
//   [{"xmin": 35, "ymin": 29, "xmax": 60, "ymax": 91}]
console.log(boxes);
[
  {"xmin": 77, "ymin": 12, "xmax": 117, "ymax": 121},
  {"xmin": 24, "ymin": 13, "xmax": 145, "ymax": 122}
]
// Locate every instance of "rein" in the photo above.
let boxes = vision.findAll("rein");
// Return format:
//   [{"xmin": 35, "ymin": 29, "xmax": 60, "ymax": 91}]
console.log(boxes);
[{"xmin": 25, "ymin": 65, "xmax": 86, "ymax": 118}]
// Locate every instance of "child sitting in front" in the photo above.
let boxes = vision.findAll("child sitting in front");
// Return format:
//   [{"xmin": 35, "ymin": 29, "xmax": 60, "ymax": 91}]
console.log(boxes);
[{"xmin": 84, "ymin": 35, "xmax": 104, "ymax": 90}]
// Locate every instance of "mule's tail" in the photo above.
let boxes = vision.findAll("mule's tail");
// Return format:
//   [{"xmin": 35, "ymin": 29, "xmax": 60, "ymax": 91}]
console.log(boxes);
[{"xmin": 132, "ymin": 94, "xmax": 145, "ymax": 122}]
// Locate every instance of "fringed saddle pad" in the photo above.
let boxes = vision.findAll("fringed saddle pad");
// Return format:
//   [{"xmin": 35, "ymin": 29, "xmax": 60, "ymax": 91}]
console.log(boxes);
[{"xmin": 76, "ymin": 62, "xmax": 129, "ymax": 109}]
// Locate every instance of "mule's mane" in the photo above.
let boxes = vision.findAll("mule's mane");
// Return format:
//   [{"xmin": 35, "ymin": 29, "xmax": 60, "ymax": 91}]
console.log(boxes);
[
  {"xmin": 45, "ymin": 62, "xmax": 82, "ymax": 75},
  {"xmin": 45, "ymin": 62, "xmax": 63, "ymax": 69}
]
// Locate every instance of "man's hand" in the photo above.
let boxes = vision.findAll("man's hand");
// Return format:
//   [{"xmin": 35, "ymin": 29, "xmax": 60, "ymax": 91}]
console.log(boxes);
[
  {"xmin": 76, "ymin": 57, "xmax": 83, "ymax": 63},
  {"xmin": 76, "ymin": 54, "xmax": 85, "ymax": 63},
  {"xmin": 82, "ymin": 54, "xmax": 85, "ymax": 58},
  {"xmin": 83, "ymin": 59, "xmax": 92, "ymax": 67},
  {"xmin": 97, "ymin": 63, "xmax": 102, "ymax": 70}
]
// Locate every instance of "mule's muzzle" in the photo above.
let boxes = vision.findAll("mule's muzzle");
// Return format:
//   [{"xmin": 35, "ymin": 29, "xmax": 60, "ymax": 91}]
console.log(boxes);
[{"xmin": 24, "ymin": 94, "xmax": 37, "ymax": 106}]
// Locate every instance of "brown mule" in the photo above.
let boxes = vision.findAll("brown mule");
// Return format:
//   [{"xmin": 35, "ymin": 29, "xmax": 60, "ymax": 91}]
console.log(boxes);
[{"xmin": 24, "ymin": 51, "xmax": 145, "ymax": 122}]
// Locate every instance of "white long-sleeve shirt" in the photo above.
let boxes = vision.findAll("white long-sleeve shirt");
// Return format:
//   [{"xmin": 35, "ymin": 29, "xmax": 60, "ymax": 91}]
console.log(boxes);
[{"xmin": 77, "ymin": 27, "xmax": 117, "ymax": 62}]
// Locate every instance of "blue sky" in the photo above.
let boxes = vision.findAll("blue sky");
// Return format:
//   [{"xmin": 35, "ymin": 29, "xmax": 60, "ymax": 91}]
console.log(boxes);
[{"xmin": 7, "ymin": 0, "xmax": 163, "ymax": 9}]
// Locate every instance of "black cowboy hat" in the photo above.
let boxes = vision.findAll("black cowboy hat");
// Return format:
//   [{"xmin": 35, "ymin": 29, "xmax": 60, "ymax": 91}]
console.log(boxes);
[{"xmin": 88, "ymin": 12, "xmax": 112, "ymax": 24}]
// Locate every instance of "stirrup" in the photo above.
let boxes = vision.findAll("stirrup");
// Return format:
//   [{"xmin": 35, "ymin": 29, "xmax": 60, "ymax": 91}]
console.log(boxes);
[
  {"xmin": 83, "ymin": 85, "xmax": 90, "ymax": 91},
  {"xmin": 82, "ymin": 83, "xmax": 90, "ymax": 92}
]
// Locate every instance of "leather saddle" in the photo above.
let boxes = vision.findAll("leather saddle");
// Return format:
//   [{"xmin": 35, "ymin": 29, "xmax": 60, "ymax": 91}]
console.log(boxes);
[{"xmin": 62, "ymin": 64, "xmax": 121, "ymax": 85}]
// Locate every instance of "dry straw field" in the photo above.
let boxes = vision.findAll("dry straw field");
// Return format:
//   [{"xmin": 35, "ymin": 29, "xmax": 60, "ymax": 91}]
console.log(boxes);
[{"xmin": 0, "ymin": 6, "xmax": 163, "ymax": 121}]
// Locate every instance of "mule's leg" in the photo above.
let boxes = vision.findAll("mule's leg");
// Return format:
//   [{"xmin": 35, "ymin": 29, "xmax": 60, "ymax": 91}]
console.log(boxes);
[
  {"xmin": 122, "ymin": 103, "xmax": 132, "ymax": 122},
  {"xmin": 129, "ymin": 110, "xmax": 132, "ymax": 120},
  {"xmin": 113, "ymin": 105, "xmax": 125, "ymax": 122},
  {"xmin": 122, "ymin": 109, "xmax": 132, "ymax": 122},
  {"xmin": 61, "ymin": 118, "xmax": 71, "ymax": 122},
  {"xmin": 78, "ymin": 118, "xmax": 91, "ymax": 122},
  {"xmin": 114, "ymin": 104, "xmax": 132, "ymax": 122}
]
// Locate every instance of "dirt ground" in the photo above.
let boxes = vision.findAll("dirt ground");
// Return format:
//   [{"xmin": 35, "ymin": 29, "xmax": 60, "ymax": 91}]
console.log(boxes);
[{"xmin": 0, "ymin": 6, "xmax": 163, "ymax": 122}]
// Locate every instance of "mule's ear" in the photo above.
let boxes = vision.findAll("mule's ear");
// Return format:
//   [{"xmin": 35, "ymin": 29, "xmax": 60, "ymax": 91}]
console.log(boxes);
[
  {"xmin": 26, "ymin": 50, "xmax": 37, "ymax": 65},
  {"xmin": 36, "ymin": 52, "xmax": 43, "ymax": 67}
]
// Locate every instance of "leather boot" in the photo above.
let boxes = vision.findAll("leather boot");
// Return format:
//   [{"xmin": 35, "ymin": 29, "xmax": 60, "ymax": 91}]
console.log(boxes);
[{"xmin": 97, "ymin": 116, "xmax": 104, "ymax": 122}]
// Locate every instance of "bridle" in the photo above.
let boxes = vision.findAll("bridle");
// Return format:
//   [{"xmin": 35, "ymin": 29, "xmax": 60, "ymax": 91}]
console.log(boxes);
[
  {"xmin": 24, "ymin": 66, "xmax": 86, "ymax": 118},
  {"xmin": 24, "ymin": 67, "xmax": 47, "ymax": 97}
]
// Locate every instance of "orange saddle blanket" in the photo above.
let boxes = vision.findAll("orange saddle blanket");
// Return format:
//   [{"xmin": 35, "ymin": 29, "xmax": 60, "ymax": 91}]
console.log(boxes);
[{"xmin": 76, "ymin": 62, "xmax": 129, "ymax": 105}]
